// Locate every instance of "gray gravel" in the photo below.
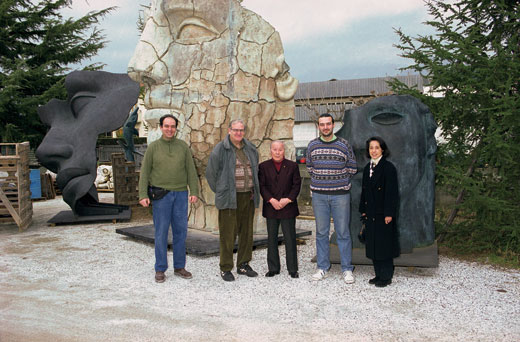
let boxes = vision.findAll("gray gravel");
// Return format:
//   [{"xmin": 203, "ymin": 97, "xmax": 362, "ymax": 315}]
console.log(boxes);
[{"xmin": 1, "ymin": 195, "xmax": 519, "ymax": 342}]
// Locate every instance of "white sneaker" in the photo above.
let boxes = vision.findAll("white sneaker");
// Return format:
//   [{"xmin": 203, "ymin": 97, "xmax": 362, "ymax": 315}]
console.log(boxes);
[
  {"xmin": 312, "ymin": 269, "xmax": 328, "ymax": 281},
  {"xmin": 343, "ymin": 270, "xmax": 355, "ymax": 284}
]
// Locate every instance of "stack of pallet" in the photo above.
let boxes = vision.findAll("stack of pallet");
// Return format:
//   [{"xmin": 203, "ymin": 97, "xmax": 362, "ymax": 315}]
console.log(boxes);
[
  {"xmin": 111, "ymin": 153, "xmax": 139, "ymax": 206},
  {"xmin": 40, "ymin": 172, "xmax": 56, "ymax": 200},
  {"xmin": 0, "ymin": 142, "xmax": 32, "ymax": 231}
]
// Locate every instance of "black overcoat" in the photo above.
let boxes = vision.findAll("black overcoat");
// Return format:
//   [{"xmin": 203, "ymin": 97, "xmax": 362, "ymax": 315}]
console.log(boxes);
[
  {"xmin": 359, "ymin": 157, "xmax": 400, "ymax": 260},
  {"xmin": 258, "ymin": 158, "xmax": 301, "ymax": 219}
]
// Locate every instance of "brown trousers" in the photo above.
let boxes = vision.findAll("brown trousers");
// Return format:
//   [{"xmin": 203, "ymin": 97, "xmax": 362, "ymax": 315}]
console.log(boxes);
[{"xmin": 218, "ymin": 192, "xmax": 255, "ymax": 272}]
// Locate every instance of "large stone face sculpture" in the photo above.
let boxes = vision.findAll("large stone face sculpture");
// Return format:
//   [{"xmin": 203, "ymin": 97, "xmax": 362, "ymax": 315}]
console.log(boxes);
[
  {"xmin": 128, "ymin": 0, "xmax": 299, "ymax": 231},
  {"xmin": 337, "ymin": 95, "xmax": 437, "ymax": 252},
  {"xmin": 36, "ymin": 71, "xmax": 140, "ymax": 216}
]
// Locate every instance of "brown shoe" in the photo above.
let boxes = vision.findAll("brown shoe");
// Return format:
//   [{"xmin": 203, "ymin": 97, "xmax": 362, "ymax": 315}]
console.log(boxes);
[
  {"xmin": 155, "ymin": 271, "xmax": 166, "ymax": 283},
  {"xmin": 174, "ymin": 268, "xmax": 193, "ymax": 279}
]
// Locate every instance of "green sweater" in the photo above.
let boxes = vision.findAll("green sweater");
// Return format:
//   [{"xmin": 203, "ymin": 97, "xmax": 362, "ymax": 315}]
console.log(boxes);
[{"xmin": 138, "ymin": 137, "xmax": 199, "ymax": 200}]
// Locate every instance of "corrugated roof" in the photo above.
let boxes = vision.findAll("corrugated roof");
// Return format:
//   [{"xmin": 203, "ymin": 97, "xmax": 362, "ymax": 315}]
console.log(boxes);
[{"xmin": 294, "ymin": 75, "xmax": 427, "ymax": 100}]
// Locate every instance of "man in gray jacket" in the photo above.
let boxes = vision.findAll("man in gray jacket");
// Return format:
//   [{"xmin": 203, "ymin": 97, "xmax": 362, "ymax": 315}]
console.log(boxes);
[{"xmin": 205, "ymin": 119, "xmax": 260, "ymax": 281}]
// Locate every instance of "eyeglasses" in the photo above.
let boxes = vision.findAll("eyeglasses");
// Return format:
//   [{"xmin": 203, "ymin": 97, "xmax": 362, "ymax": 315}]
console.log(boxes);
[{"xmin": 230, "ymin": 128, "xmax": 245, "ymax": 133}]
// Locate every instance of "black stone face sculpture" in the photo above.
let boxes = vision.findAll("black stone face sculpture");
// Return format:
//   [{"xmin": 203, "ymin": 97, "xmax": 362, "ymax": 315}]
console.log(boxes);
[
  {"xmin": 36, "ymin": 71, "xmax": 140, "ymax": 216},
  {"xmin": 337, "ymin": 95, "xmax": 437, "ymax": 252}
]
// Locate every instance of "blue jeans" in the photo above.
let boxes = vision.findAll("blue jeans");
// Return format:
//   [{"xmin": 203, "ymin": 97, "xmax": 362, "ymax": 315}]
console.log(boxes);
[
  {"xmin": 312, "ymin": 192, "xmax": 353, "ymax": 272},
  {"xmin": 152, "ymin": 191, "xmax": 188, "ymax": 271}
]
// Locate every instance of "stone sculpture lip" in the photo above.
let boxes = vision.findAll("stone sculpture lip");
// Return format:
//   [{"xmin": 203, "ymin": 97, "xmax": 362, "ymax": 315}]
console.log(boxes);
[
  {"xmin": 145, "ymin": 108, "xmax": 183, "ymax": 115},
  {"xmin": 56, "ymin": 167, "xmax": 90, "ymax": 192},
  {"xmin": 144, "ymin": 108, "xmax": 184, "ymax": 123},
  {"xmin": 142, "ymin": 85, "xmax": 183, "ymax": 107}
]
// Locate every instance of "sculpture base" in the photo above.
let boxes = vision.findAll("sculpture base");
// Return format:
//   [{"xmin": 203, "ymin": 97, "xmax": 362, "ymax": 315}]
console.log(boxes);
[
  {"xmin": 48, "ymin": 209, "xmax": 131, "ymax": 226},
  {"xmin": 312, "ymin": 241, "xmax": 439, "ymax": 268},
  {"xmin": 116, "ymin": 225, "xmax": 312, "ymax": 256}
]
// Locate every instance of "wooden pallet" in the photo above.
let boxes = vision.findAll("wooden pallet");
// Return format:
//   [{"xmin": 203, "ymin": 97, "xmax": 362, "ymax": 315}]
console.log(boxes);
[
  {"xmin": 0, "ymin": 142, "xmax": 33, "ymax": 231},
  {"xmin": 111, "ymin": 153, "xmax": 140, "ymax": 206},
  {"xmin": 40, "ymin": 173, "xmax": 56, "ymax": 200}
]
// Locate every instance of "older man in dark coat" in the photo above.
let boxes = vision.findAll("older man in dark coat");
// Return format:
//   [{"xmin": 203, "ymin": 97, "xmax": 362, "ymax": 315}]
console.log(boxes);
[{"xmin": 259, "ymin": 141, "xmax": 302, "ymax": 278}]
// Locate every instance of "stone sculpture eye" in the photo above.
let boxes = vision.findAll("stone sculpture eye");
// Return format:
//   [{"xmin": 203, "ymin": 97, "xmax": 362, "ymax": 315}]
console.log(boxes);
[
  {"xmin": 371, "ymin": 112, "xmax": 404, "ymax": 125},
  {"xmin": 70, "ymin": 95, "xmax": 95, "ymax": 118},
  {"xmin": 177, "ymin": 19, "xmax": 219, "ymax": 43}
]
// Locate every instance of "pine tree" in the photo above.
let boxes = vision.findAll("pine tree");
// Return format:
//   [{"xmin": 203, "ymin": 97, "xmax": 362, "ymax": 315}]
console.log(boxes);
[
  {"xmin": 390, "ymin": 0, "xmax": 520, "ymax": 257},
  {"xmin": 0, "ymin": 0, "xmax": 114, "ymax": 147}
]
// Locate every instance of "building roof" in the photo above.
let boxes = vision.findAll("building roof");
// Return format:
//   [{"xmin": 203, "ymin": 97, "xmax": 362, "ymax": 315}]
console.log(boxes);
[
  {"xmin": 294, "ymin": 75, "xmax": 428, "ymax": 122},
  {"xmin": 295, "ymin": 103, "xmax": 354, "ymax": 122},
  {"xmin": 294, "ymin": 74, "xmax": 428, "ymax": 100}
]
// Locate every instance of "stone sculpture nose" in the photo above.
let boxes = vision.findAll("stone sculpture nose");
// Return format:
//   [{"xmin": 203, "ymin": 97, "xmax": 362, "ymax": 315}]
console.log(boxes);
[
  {"xmin": 127, "ymin": 56, "xmax": 164, "ymax": 86},
  {"xmin": 35, "ymin": 139, "xmax": 74, "ymax": 173},
  {"xmin": 127, "ymin": 20, "xmax": 168, "ymax": 85}
]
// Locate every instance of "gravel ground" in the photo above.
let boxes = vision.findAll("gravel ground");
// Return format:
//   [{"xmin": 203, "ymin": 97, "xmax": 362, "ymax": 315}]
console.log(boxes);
[{"xmin": 1, "ymin": 195, "xmax": 519, "ymax": 342}]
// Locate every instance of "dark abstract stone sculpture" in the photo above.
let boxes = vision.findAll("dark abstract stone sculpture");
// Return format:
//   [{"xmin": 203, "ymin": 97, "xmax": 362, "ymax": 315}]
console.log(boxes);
[
  {"xmin": 337, "ymin": 95, "xmax": 437, "ymax": 253},
  {"xmin": 36, "ymin": 70, "xmax": 140, "ymax": 216}
]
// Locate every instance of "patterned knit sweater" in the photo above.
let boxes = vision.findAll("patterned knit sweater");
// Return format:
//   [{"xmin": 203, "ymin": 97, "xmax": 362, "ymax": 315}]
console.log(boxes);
[{"xmin": 306, "ymin": 136, "xmax": 357, "ymax": 192}]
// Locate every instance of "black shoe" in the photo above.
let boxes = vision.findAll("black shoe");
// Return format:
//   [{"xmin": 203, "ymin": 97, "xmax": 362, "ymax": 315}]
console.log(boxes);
[
  {"xmin": 289, "ymin": 272, "xmax": 299, "ymax": 279},
  {"xmin": 220, "ymin": 271, "xmax": 235, "ymax": 282},
  {"xmin": 265, "ymin": 271, "xmax": 279, "ymax": 277},
  {"xmin": 375, "ymin": 279, "xmax": 392, "ymax": 287},
  {"xmin": 369, "ymin": 276, "xmax": 380, "ymax": 284},
  {"xmin": 237, "ymin": 263, "xmax": 258, "ymax": 277}
]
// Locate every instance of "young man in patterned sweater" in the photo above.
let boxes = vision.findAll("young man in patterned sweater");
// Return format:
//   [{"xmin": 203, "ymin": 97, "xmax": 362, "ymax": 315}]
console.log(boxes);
[{"xmin": 306, "ymin": 113, "xmax": 357, "ymax": 283}]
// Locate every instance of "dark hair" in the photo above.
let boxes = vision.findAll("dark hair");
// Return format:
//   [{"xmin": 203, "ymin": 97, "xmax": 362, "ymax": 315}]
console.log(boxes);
[
  {"xmin": 365, "ymin": 136, "xmax": 390, "ymax": 158},
  {"xmin": 159, "ymin": 114, "xmax": 179, "ymax": 127},
  {"xmin": 318, "ymin": 113, "xmax": 334, "ymax": 124}
]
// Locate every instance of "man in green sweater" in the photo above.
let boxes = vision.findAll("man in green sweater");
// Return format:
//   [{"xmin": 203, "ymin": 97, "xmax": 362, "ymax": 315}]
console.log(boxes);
[{"xmin": 138, "ymin": 115, "xmax": 199, "ymax": 283}]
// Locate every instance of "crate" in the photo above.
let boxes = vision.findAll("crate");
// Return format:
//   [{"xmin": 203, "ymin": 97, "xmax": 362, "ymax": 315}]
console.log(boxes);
[
  {"xmin": 111, "ymin": 153, "xmax": 140, "ymax": 206},
  {"xmin": 0, "ymin": 142, "xmax": 33, "ymax": 231},
  {"xmin": 40, "ymin": 172, "xmax": 56, "ymax": 200}
]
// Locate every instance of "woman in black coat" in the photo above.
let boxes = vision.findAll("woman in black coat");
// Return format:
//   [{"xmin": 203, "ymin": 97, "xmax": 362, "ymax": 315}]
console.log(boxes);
[{"xmin": 359, "ymin": 137, "xmax": 400, "ymax": 287}]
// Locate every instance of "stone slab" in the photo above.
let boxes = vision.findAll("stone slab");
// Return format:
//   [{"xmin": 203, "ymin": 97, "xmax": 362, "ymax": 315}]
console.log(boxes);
[
  {"xmin": 48, "ymin": 209, "xmax": 132, "ymax": 226},
  {"xmin": 327, "ymin": 241, "xmax": 439, "ymax": 268},
  {"xmin": 116, "ymin": 225, "xmax": 312, "ymax": 256}
]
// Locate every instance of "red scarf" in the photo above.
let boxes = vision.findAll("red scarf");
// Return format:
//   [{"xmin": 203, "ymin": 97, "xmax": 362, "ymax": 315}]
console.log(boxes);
[{"xmin": 274, "ymin": 159, "xmax": 283, "ymax": 172}]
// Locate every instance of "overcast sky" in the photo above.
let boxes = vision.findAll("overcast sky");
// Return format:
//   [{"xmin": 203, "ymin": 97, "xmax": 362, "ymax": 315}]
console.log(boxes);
[{"xmin": 62, "ymin": 0, "xmax": 432, "ymax": 83}]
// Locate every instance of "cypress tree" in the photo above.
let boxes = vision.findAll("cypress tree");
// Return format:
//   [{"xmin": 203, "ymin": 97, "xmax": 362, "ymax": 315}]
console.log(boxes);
[
  {"xmin": 0, "ymin": 0, "xmax": 114, "ymax": 147},
  {"xmin": 390, "ymin": 0, "xmax": 520, "ymax": 258}
]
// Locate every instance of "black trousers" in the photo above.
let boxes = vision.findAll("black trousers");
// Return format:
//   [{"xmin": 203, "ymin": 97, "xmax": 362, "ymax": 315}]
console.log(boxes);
[
  {"xmin": 372, "ymin": 258, "xmax": 394, "ymax": 281},
  {"xmin": 266, "ymin": 217, "xmax": 298, "ymax": 273}
]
